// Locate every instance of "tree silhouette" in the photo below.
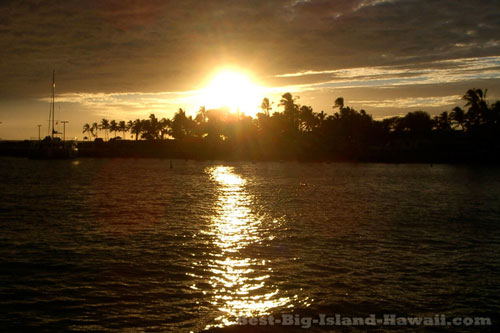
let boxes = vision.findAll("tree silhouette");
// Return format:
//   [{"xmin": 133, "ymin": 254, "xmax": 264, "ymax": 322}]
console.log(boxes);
[
  {"xmin": 396, "ymin": 111, "xmax": 434, "ymax": 135},
  {"xmin": 279, "ymin": 92, "xmax": 300, "ymax": 133},
  {"xmin": 195, "ymin": 106, "xmax": 208, "ymax": 124},
  {"xmin": 171, "ymin": 108, "xmax": 196, "ymax": 140},
  {"xmin": 130, "ymin": 119, "xmax": 142, "ymax": 140},
  {"xmin": 261, "ymin": 97, "xmax": 272, "ymax": 116},
  {"xmin": 82, "ymin": 123, "xmax": 92, "ymax": 141},
  {"xmin": 100, "ymin": 119, "xmax": 110, "ymax": 141},
  {"xmin": 463, "ymin": 88, "xmax": 488, "ymax": 127},
  {"xmin": 109, "ymin": 120, "xmax": 118, "ymax": 138},
  {"xmin": 118, "ymin": 120, "xmax": 127, "ymax": 139},
  {"xmin": 433, "ymin": 111, "xmax": 452, "ymax": 131},
  {"xmin": 450, "ymin": 106, "xmax": 466, "ymax": 131},
  {"xmin": 299, "ymin": 105, "xmax": 317, "ymax": 131},
  {"xmin": 140, "ymin": 114, "xmax": 162, "ymax": 140},
  {"xmin": 78, "ymin": 87, "xmax": 500, "ymax": 162},
  {"xmin": 159, "ymin": 117, "xmax": 172, "ymax": 139},
  {"xmin": 126, "ymin": 120, "xmax": 134, "ymax": 139},
  {"xmin": 333, "ymin": 97, "xmax": 344, "ymax": 111},
  {"xmin": 91, "ymin": 122, "xmax": 99, "ymax": 139}
]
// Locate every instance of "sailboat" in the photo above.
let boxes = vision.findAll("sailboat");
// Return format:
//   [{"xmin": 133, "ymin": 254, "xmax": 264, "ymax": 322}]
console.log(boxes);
[{"xmin": 29, "ymin": 70, "xmax": 78, "ymax": 159}]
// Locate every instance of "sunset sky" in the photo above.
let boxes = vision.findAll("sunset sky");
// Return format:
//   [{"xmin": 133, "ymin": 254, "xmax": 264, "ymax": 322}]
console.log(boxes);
[{"xmin": 1, "ymin": 0, "xmax": 500, "ymax": 139}]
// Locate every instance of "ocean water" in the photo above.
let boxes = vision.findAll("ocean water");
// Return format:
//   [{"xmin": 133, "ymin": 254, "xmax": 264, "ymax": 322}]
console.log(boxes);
[{"xmin": 0, "ymin": 157, "xmax": 499, "ymax": 331}]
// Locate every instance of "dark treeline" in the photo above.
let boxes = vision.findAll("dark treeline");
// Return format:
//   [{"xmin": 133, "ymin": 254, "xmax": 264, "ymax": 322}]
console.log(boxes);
[{"xmin": 77, "ymin": 88, "xmax": 500, "ymax": 162}]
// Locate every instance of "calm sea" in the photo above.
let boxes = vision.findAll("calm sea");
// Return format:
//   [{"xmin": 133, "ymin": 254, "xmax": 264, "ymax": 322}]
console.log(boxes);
[{"xmin": 1, "ymin": 157, "xmax": 499, "ymax": 331}]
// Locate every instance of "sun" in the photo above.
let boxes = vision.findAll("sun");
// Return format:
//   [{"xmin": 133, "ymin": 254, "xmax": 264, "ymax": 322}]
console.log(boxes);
[{"xmin": 200, "ymin": 70, "xmax": 264, "ymax": 116}]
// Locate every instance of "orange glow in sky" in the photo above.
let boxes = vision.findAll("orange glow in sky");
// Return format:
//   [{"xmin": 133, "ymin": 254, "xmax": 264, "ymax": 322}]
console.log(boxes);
[{"xmin": 199, "ymin": 70, "xmax": 266, "ymax": 117}]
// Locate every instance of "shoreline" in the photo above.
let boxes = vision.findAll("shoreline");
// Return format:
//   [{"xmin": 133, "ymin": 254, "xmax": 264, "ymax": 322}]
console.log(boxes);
[{"xmin": 0, "ymin": 139, "xmax": 499, "ymax": 164}]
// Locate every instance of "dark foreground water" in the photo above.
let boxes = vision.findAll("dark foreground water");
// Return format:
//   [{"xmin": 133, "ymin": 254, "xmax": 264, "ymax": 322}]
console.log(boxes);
[{"xmin": 1, "ymin": 157, "xmax": 499, "ymax": 332}]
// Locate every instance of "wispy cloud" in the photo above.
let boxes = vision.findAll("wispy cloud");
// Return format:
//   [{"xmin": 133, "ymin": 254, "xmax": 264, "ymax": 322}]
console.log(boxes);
[
  {"xmin": 39, "ymin": 90, "xmax": 203, "ymax": 118},
  {"xmin": 274, "ymin": 56, "xmax": 500, "ymax": 91},
  {"xmin": 354, "ymin": 95, "xmax": 462, "ymax": 109}
]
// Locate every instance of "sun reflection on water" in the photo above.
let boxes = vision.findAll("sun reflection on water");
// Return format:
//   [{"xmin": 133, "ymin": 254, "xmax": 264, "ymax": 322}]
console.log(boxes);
[{"xmin": 202, "ymin": 166, "xmax": 290, "ymax": 328}]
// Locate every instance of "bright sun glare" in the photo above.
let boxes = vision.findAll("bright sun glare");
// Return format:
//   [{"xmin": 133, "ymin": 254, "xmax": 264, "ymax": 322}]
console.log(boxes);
[{"xmin": 201, "ymin": 70, "xmax": 264, "ymax": 116}]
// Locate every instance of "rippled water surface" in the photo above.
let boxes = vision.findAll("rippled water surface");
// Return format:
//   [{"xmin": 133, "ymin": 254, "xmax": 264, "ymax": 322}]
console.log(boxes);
[{"xmin": 1, "ymin": 157, "xmax": 500, "ymax": 331}]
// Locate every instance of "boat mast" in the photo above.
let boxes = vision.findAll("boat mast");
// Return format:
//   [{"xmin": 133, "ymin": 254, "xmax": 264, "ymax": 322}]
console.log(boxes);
[
  {"xmin": 51, "ymin": 70, "xmax": 55, "ymax": 139},
  {"xmin": 47, "ymin": 78, "xmax": 51, "ymax": 137}
]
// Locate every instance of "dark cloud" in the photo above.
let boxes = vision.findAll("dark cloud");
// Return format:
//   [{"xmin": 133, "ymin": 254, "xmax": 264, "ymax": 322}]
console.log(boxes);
[{"xmin": 1, "ymin": 0, "xmax": 499, "ymax": 98}]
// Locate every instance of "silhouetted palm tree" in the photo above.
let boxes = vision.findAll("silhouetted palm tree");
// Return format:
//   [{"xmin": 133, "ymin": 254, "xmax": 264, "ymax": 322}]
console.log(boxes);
[
  {"xmin": 279, "ymin": 93, "xmax": 300, "ymax": 132},
  {"xmin": 450, "ymin": 106, "xmax": 466, "ymax": 130},
  {"xmin": 261, "ymin": 97, "xmax": 272, "ymax": 116},
  {"xmin": 280, "ymin": 93, "xmax": 298, "ymax": 113},
  {"xmin": 433, "ymin": 111, "xmax": 452, "ymax": 131},
  {"xmin": 91, "ymin": 122, "xmax": 99, "ymax": 139},
  {"xmin": 159, "ymin": 118, "xmax": 171, "ymax": 139},
  {"xmin": 130, "ymin": 119, "xmax": 142, "ymax": 140},
  {"xmin": 127, "ymin": 120, "xmax": 134, "ymax": 139},
  {"xmin": 299, "ymin": 105, "xmax": 317, "ymax": 131},
  {"xmin": 118, "ymin": 121, "xmax": 127, "ymax": 139},
  {"xmin": 100, "ymin": 118, "xmax": 110, "ymax": 141},
  {"xmin": 397, "ymin": 111, "xmax": 434, "ymax": 135},
  {"xmin": 109, "ymin": 120, "xmax": 118, "ymax": 138},
  {"xmin": 463, "ymin": 88, "xmax": 487, "ymax": 109},
  {"xmin": 333, "ymin": 97, "xmax": 344, "ymax": 111},
  {"xmin": 82, "ymin": 123, "xmax": 91, "ymax": 141},
  {"xmin": 172, "ymin": 108, "xmax": 196, "ymax": 139},
  {"xmin": 141, "ymin": 114, "xmax": 161, "ymax": 140},
  {"xmin": 315, "ymin": 110, "xmax": 327, "ymax": 129},
  {"xmin": 463, "ymin": 88, "xmax": 488, "ymax": 127}
]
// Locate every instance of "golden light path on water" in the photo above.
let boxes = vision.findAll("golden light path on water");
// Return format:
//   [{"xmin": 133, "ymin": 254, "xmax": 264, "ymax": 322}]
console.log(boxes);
[{"xmin": 203, "ymin": 166, "xmax": 291, "ymax": 328}]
